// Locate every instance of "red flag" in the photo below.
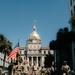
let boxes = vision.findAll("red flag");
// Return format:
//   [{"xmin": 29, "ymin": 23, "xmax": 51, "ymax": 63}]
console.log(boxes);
[
  {"xmin": 7, "ymin": 47, "xmax": 19, "ymax": 60},
  {"xmin": 34, "ymin": 19, "xmax": 38, "ymax": 22}
]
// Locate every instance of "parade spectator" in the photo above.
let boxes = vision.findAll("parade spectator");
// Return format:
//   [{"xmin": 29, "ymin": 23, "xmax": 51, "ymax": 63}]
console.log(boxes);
[
  {"xmin": 41, "ymin": 66, "xmax": 46, "ymax": 75},
  {"xmin": 12, "ymin": 63, "xmax": 18, "ymax": 75},
  {"xmin": 33, "ymin": 62, "xmax": 38, "ymax": 71},
  {"xmin": 61, "ymin": 61, "xmax": 71, "ymax": 75},
  {"xmin": 12, "ymin": 61, "xmax": 22, "ymax": 75},
  {"xmin": 36, "ymin": 67, "xmax": 41, "ymax": 75},
  {"xmin": 32, "ymin": 62, "xmax": 38, "ymax": 75},
  {"xmin": 46, "ymin": 68, "xmax": 51, "ymax": 75},
  {"xmin": 50, "ymin": 61, "xmax": 55, "ymax": 75},
  {"xmin": 8, "ymin": 64, "xmax": 13, "ymax": 75},
  {"xmin": 0, "ymin": 68, "xmax": 4, "ymax": 75},
  {"xmin": 22, "ymin": 61, "xmax": 29, "ymax": 75}
]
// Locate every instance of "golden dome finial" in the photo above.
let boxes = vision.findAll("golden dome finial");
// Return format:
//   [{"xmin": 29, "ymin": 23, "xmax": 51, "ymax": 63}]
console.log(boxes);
[
  {"xmin": 28, "ymin": 26, "xmax": 41, "ymax": 40},
  {"xmin": 33, "ymin": 25, "xmax": 36, "ymax": 31}
]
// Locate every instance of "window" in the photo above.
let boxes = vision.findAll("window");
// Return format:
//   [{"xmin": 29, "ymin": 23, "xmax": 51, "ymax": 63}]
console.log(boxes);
[
  {"xmin": 39, "ymin": 50, "xmax": 41, "ymax": 53},
  {"xmin": 24, "ymin": 51, "xmax": 25, "ymax": 54},
  {"xmin": 38, "ymin": 45, "xmax": 39, "ymax": 48},
  {"xmin": 48, "ymin": 51, "xmax": 50, "ymax": 54},
  {"xmin": 71, "ymin": 10, "xmax": 73, "ymax": 16},
  {"xmin": 44, "ymin": 51, "xmax": 46, "ymax": 54},
  {"xmin": 20, "ymin": 51, "xmax": 21, "ymax": 54},
  {"xmin": 74, "ymin": 6, "xmax": 75, "ymax": 13},
  {"xmin": 70, "ymin": 0, "xmax": 72, "ymax": 6},
  {"xmin": 30, "ymin": 46, "xmax": 32, "ymax": 48},
  {"xmin": 34, "ymin": 45, "xmax": 35, "ymax": 48},
  {"xmin": 24, "ymin": 57, "xmax": 25, "ymax": 60}
]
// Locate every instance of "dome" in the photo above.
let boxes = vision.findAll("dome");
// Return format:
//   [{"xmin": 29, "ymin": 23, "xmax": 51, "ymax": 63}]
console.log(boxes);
[{"xmin": 28, "ymin": 26, "xmax": 41, "ymax": 40}]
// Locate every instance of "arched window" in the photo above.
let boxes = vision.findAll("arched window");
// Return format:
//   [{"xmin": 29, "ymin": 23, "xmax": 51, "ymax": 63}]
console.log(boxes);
[
  {"xmin": 20, "ymin": 51, "xmax": 21, "ymax": 54},
  {"xmin": 44, "ymin": 51, "xmax": 46, "ymax": 54}
]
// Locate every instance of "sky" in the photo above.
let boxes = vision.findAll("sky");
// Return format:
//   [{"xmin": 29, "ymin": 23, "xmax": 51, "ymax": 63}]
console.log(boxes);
[{"xmin": 0, "ymin": 0, "xmax": 70, "ymax": 48}]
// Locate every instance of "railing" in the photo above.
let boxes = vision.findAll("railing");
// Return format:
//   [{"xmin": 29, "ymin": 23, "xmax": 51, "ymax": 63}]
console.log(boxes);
[
  {"xmin": 0, "ymin": 52, "xmax": 11, "ymax": 68},
  {"xmin": 27, "ymin": 51, "xmax": 41, "ymax": 54}
]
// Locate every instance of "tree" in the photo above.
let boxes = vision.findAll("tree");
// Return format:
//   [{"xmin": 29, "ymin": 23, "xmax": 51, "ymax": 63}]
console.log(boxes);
[
  {"xmin": 49, "ymin": 27, "xmax": 75, "ymax": 70},
  {"xmin": 0, "ymin": 34, "xmax": 12, "ymax": 70},
  {"xmin": 16, "ymin": 53, "xmax": 23, "ymax": 64},
  {"xmin": 44, "ymin": 51, "xmax": 54, "ymax": 68}
]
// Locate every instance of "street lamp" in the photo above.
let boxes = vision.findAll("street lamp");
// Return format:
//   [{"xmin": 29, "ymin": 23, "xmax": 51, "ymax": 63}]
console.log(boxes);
[
  {"xmin": 25, "ymin": 40, "xmax": 28, "ymax": 60},
  {"xmin": 54, "ymin": 50, "xmax": 56, "ymax": 71}
]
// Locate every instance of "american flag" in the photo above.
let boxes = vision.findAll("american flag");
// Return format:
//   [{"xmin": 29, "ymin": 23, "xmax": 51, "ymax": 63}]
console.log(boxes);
[
  {"xmin": 7, "ymin": 41, "xmax": 19, "ymax": 60},
  {"xmin": 34, "ymin": 19, "xmax": 38, "ymax": 22},
  {"xmin": 7, "ymin": 47, "xmax": 19, "ymax": 60}
]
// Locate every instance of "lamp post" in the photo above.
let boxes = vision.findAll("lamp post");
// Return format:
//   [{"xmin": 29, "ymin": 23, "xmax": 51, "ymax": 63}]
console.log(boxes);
[
  {"xmin": 54, "ymin": 50, "xmax": 56, "ymax": 72},
  {"xmin": 25, "ymin": 51, "xmax": 27, "ymax": 60},
  {"xmin": 25, "ymin": 40, "xmax": 28, "ymax": 60}
]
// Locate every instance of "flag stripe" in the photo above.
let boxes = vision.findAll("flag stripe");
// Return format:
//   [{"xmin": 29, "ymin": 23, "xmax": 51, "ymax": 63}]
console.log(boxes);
[
  {"xmin": 9, "ymin": 47, "xmax": 19, "ymax": 56},
  {"xmin": 7, "ymin": 47, "xmax": 19, "ymax": 60},
  {"xmin": 7, "ymin": 54, "xmax": 16, "ymax": 59}
]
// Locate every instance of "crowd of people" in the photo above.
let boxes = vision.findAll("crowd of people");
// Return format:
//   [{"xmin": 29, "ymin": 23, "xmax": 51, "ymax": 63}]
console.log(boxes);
[
  {"xmin": 0, "ymin": 61, "xmax": 75, "ymax": 75},
  {"xmin": 10, "ymin": 61, "xmax": 71, "ymax": 75},
  {"xmin": 10, "ymin": 61, "xmax": 56, "ymax": 75}
]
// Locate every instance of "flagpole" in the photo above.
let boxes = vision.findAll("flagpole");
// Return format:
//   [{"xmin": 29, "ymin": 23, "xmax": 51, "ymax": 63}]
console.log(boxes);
[
  {"xmin": 18, "ymin": 39, "xmax": 19, "ymax": 46},
  {"xmin": 34, "ymin": 19, "xmax": 38, "ymax": 25},
  {"xmin": 17, "ymin": 39, "xmax": 19, "ymax": 64},
  {"xmin": 34, "ymin": 20, "xmax": 35, "ymax": 25}
]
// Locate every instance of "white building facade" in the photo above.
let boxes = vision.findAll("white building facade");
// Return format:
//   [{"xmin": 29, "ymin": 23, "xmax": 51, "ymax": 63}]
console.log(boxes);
[
  {"xmin": 0, "ymin": 52, "xmax": 11, "ymax": 69},
  {"xmin": 19, "ymin": 26, "xmax": 53, "ymax": 67},
  {"xmin": 69, "ymin": 0, "xmax": 75, "ymax": 17},
  {"xmin": 69, "ymin": 0, "xmax": 75, "ymax": 70},
  {"xmin": 69, "ymin": 0, "xmax": 75, "ymax": 30}
]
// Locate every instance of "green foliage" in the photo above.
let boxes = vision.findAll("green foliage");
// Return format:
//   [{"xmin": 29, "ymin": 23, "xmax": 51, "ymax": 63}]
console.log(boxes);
[
  {"xmin": 49, "ymin": 27, "xmax": 75, "ymax": 51},
  {"xmin": 44, "ymin": 52, "xmax": 54, "ymax": 68},
  {"xmin": 0, "ymin": 33, "xmax": 12, "ymax": 70},
  {"xmin": 0, "ymin": 34, "xmax": 12, "ymax": 54},
  {"xmin": 49, "ymin": 27, "xmax": 75, "ymax": 69},
  {"xmin": 16, "ymin": 53, "xmax": 23, "ymax": 64}
]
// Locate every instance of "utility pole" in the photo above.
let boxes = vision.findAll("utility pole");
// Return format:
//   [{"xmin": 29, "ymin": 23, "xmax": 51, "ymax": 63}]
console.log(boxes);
[
  {"xmin": 25, "ymin": 40, "xmax": 28, "ymax": 60},
  {"xmin": 54, "ymin": 50, "xmax": 56, "ymax": 71}
]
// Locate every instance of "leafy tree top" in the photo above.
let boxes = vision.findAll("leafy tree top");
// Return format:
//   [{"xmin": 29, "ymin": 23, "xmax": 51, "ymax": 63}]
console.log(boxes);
[
  {"xmin": 49, "ymin": 27, "xmax": 75, "ymax": 50},
  {"xmin": 0, "ymin": 34, "xmax": 12, "ymax": 55}
]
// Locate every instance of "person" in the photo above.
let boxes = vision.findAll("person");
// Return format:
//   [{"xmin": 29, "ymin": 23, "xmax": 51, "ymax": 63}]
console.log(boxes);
[
  {"xmin": 51, "ymin": 61, "xmax": 57, "ymax": 75},
  {"xmin": 8, "ymin": 64, "xmax": 13, "ymax": 75},
  {"xmin": 41, "ymin": 66, "xmax": 46, "ymax": 75},
  {"xmin": 14, "ymin": 62, "xmax": 22, "ymax": 75},
  {"xmin": 22, "ymin": 61, "xmax": 29, "ymax": 75},
  {"xmin": 61, "ymin": 61, "xmax": 71, "ymax": 75},
  {"xmin": 51, "ymin": 64, "xmax": 55, "ymax": 75},
  {"xmin": 33, "ymin": 62, "xmax": 38, "ymax": 75},
  {"xmin": 36, "ymin": 67, "xmax": 41, "ymax": 75},
  {"xmin": 0, "ymin": 68, "xmax": 4, "ymax": 75}
]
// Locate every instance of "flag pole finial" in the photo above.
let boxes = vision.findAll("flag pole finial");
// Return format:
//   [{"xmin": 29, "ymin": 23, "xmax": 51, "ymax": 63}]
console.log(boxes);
[
  {"xmin": 18, "ymin": 39, "xmax": 20, "ymax": 47},
  {"xmin": 34, "ymin": 19, "xmax": 38, "ymax": 25},
  {"xmin": 18, "ymin": 39, "xmax": 19, "ymax": 42}
]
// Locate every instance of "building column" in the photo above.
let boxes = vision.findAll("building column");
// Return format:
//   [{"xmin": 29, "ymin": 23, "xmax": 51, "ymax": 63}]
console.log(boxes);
[
  {"xmin": 27, "ymin": 57, "xmax": 29, "ymax": 66},
  {"xmin": 36, "ymin": 56, "xmax": 38, "ymax": 67},
  {"xmin": 39, "ymin": 57, "xmax": 41, "ymax": 67},
  {"xmin": 31, "ymin": 56, "xmax": 33, "ymax": 66},
  {"xmin": 72, "ymin": 42, "xmax": 75, "ymax": 70},
  {"xmin": 41, "ymin": 56, "xmax": 44, "ymax": 66},
  {"xmin": 40, "ymin": 57, "xmax": 42, "ymax": 66}
]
